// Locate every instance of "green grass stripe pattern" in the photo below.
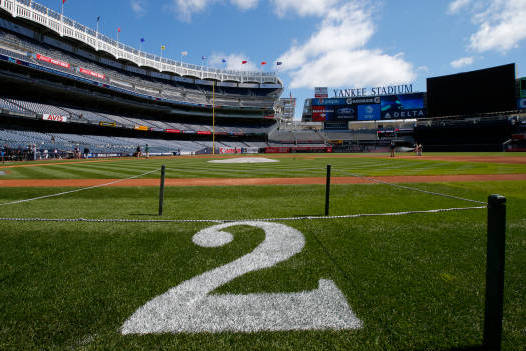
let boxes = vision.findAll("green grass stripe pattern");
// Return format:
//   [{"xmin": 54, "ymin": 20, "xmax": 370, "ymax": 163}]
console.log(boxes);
[
  {"xmin": 0, "ymin": 154, "xmax": 524, "ymax": 350},
  {"xmin": 2, "ymin": 153, "xmax": 526, "ymax": 180}
]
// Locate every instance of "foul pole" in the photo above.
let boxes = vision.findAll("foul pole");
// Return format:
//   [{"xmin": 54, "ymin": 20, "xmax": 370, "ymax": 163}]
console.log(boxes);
[{"xmin": 212, "ymin": 81, "xmax": 216, "ymax": 155}]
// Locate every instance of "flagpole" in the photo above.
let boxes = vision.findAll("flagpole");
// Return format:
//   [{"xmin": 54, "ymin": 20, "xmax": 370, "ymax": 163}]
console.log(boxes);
[
  {"xmin": 212, "ymin": 81, "xmax": 216, "ymax": 155},
  {"xmin": 60, "ymin": 0, "xmax": 64, "ymax": 36},
  {"xmin": 95, "ymin": 17, "xmax": 100, "ymax": 51}
]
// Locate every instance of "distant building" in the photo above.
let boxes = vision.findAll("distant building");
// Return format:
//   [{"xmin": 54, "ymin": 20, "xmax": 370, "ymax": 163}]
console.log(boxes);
[{"xmin": 275, "ymin": 98, "xmax": 296, "ymax": 123}]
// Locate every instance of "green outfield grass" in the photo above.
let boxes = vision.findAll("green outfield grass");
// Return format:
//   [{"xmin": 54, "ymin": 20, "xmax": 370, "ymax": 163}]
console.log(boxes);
[
  {"xmin": 0, "ymin": 154, "xmax": 524, "ymax": 350},
  {"xmin": 1, "ymin": 152, "xmax": 526, "ymax": 180}
]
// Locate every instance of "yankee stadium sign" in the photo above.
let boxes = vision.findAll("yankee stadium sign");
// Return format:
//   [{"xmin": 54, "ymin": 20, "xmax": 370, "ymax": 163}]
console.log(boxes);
[{"xmin": 334, "ymin": 84, "xmax": 413, "ymax": 98}]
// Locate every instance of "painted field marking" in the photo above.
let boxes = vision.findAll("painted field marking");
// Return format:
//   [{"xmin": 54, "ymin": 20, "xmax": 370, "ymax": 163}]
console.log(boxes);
[{"xmin": 121, "ymin": 221, "xmax": 363, "ymax": 334}]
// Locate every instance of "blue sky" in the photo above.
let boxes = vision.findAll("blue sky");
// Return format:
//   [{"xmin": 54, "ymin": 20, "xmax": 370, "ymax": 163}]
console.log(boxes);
[{"xmin": 37, "ymin": 0, "xmax": 526, "ymax": 118}]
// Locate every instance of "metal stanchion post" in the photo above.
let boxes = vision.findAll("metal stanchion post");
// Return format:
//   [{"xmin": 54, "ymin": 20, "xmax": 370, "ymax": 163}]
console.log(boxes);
[
  {"xmin": 483, "ymin": 194, "xmax": 506, "ymax": 351},
  {"xmin": 158, "ymin": 165, "xmax": 166, "ymax": 216},
  {"xmin": 325, "ymin": 165, "xmax": 331, "ymax": 216}
]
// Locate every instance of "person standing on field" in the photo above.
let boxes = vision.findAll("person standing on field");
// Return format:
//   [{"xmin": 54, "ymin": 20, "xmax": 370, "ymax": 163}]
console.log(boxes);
[{"xmin": 145, "ymin": 144, "xmax": 149, "ymax": 158}]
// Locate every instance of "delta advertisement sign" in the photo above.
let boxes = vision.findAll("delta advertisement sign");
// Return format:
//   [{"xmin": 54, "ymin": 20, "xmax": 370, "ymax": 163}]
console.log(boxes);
[
  {"xmin": 311, "ymin": 93, "xmax": 425, "ymax": 121},
  {"xmin": 36, "ymin": 54, "xmax": 70, "ymax": 69},
  {"xmin": 380, "ymin": 93, "xmax": 426, "ymax": 120},
  {"xmin": 42, "ymin": 114, "xmax": 67, "ymax": 122}
]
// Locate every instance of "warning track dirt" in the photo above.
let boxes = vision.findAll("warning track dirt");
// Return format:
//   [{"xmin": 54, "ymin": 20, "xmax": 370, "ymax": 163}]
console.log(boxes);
[{"xmin": 1, "ymin": 174, "xmax": 525, "ymax": 187}]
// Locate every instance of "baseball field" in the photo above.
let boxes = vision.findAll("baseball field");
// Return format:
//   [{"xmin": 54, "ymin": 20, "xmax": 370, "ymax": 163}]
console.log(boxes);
[{"xmin": 0, "ymin": 152, "xmax": 524, "ymax": 350}]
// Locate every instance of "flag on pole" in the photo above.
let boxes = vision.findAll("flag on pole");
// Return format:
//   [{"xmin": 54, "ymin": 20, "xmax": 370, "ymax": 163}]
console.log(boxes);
[
  {"xmin": 96, "ymin": 17, "xmax": 101, "ymax": 35},
  {"xmin": 117, "ymin": 27, "xmax": 121, "ymax": 33},
  {"xmin": 242, "ymin": 60, "xmax": 247, "ymax": 64},
  {"xmin": 276, "ymin": 61, "xmax": 283, "ymax": 65},
  {"xmin": 181, "ymin": 51, "xmax": 188, "ymax": 56},
  {"xmin": 63, "ymin": 0, "xmax": 67, "ymax": 3},
  {"xmin": 201, "ymin": 56, "xmax": 207, "ymax": 60},
  {"xmin": 161, "ymin": 45, "xmax": 166, "ymax": 50},
  {"xmin": 221, "ymin": 59, "xmax": 227, "ymax": 63},
  {"xmin": 261, "ymin": 61, "xmax": 267, "ymax": 65},
  {"xmin": 140, "ymin": 38, "xmax": 145, "ymax": 43}
]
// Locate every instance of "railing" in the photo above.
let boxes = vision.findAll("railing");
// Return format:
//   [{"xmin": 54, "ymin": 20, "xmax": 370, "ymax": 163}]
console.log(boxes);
[{"xmin": 0, "ymin": 0, "xmax": 280, "ymax": 84}]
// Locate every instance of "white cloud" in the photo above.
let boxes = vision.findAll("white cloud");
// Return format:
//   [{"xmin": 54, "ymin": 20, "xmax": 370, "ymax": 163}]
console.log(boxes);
[
  {"xmin": 416, "ymin": 65, "xmax": 430, "ymax": 74},
  {"xmin": 166, "ymin": 0, "xmax": 216, "ymax": 22},
  {"xmin": 131, "ymin": 0, "xmax": 147, "ymax": 16},
  {"xmin": 447, "ymin": 0, "xmax": 472, "ymax": 14},
  {"xmin": 450, "ymin": 56, "xmax": 475, "ymax": 68},
  {"xmin": 468, "ymin": 0, "xmax": 526, "ymax": 53},
  {"xmin": 209, "ymin": 53, "xmax": 259, "ymax": 71},
  {"xmin": 277, "ymin": 1, "xmax": 416, "ymax": 89},
  {"xmin": 286, "ymin": 49, "xmax": 415, "ymax": 89},
  {"xmin": 271, "ymin": 0, "xmax": 340, "ymax": 17},
  {"xmin": 230, "ymin": 0, "xmax": 259, "ymax": 11},
  {"xmin": 166, "ymin": 0, "xmax": 258, "ymax": 21}
]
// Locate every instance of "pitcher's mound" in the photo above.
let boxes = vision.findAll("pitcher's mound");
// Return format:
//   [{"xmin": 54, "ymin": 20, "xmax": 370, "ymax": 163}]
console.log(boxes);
[{"xmin": 208, "ymin": 157, "xmax": 279, "ymax": 164}]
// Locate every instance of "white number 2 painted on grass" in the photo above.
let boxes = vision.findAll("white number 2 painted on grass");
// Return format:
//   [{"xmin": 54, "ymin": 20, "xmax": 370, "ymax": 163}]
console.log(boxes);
[{"xmin": 121, "ymin": 221, "xmax": 363, "ymax": 334}]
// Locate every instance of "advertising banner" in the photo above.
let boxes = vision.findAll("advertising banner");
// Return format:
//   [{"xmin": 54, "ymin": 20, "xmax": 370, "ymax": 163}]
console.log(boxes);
[
  {"xmin": 380, "ymin": 93, "xmax": 426, "ymax": 119},
  {"xmin": 36, "ymin": 54, "xmax": 70, "ymax": 69},
  {"xmin": 311, "ymin": 98, "xmax": 348, "ymax": 106},
  {"xmin": 99, "ymin": 121, "xmax": 116, "ymax": 127},
  {"xmin": 310, "ymin": 93, "xmax": 425, "ymax": 121},
  {"xmin": 334, "ymin": 106, "xmax": 356, "ymax": 120},
  {"xmin": 312, "ymin": 105, "xmax": 333, "ymax": 121},
  {"xmin": 519, "ymin": 98, "xmax": 526, "ymax": 110},
  {"xmin": 324, "ymin": 121, "xmax": 348, "ymax": 130},
  {"xmin": 134, "ymin": 125, "xmax": 149, "ymax": 131},
  {"xmin": 311, "ymin": 97, "xmax": 373, "ymax": 121},
  {"xmin": 165, "ymin": 129, "xmax": 181, "ymax": 133},
  {"xmin": 345, "ymin": 97, "xmax": 381, "ymax": 105},
  {"xmin": 42, "ymin": 114, "xmax": 67, "ymax": 122},
  {"xmin": 220, "ymin": 148, "xmax": 243, "ymax": 154},
  {"xmin": 78, "ymin": 67, "xmax": 106, "ymax": 80},
  {"xmin": 358, "ymin": 104, "xmax": 381, "ymax": 120}
]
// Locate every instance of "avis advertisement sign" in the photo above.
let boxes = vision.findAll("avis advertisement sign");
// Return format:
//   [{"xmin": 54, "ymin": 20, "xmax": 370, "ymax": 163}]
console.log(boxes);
[
  {"xmin": 78, "ymin": 67, "xmax": 106, "ymax": 80},
  {"xmin": 36, "ymin": 54, "xmax": 70, "ymax": 69},
  {"xmin": 42, "ymin": 114, "xmax": 67, "ymax": 122}
]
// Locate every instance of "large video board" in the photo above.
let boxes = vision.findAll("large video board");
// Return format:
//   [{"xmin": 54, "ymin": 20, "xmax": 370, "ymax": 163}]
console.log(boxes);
[
  {"xmin": 427, "ymin": 64, "xmax": 516, "ymax": 117},
  {"xmin": 380, "ymin": 93, "xmax": 426, "ymax": 119},
  {"xmin": 310, "ymin": 93, "xmax": 425, "ymax": 122}
]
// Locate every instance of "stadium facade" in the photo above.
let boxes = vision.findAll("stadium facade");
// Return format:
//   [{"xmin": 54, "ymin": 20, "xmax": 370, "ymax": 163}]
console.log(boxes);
[
  {"xmin": 0, "ymin": 0, "xmax": 525, "ymax": 157},
  {"xmin": 300, "ymin": 65, "xmax": 526, "ymax": 152},
  {"xmin": 0, "ymin": 0, "xmax": 287, "ymax": 158}
]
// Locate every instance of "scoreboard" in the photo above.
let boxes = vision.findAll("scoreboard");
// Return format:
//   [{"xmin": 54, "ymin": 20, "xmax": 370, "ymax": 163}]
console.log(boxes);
[{"xmin": 305, "ymin": 93, "xmax": 426, "ymax": 123}]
